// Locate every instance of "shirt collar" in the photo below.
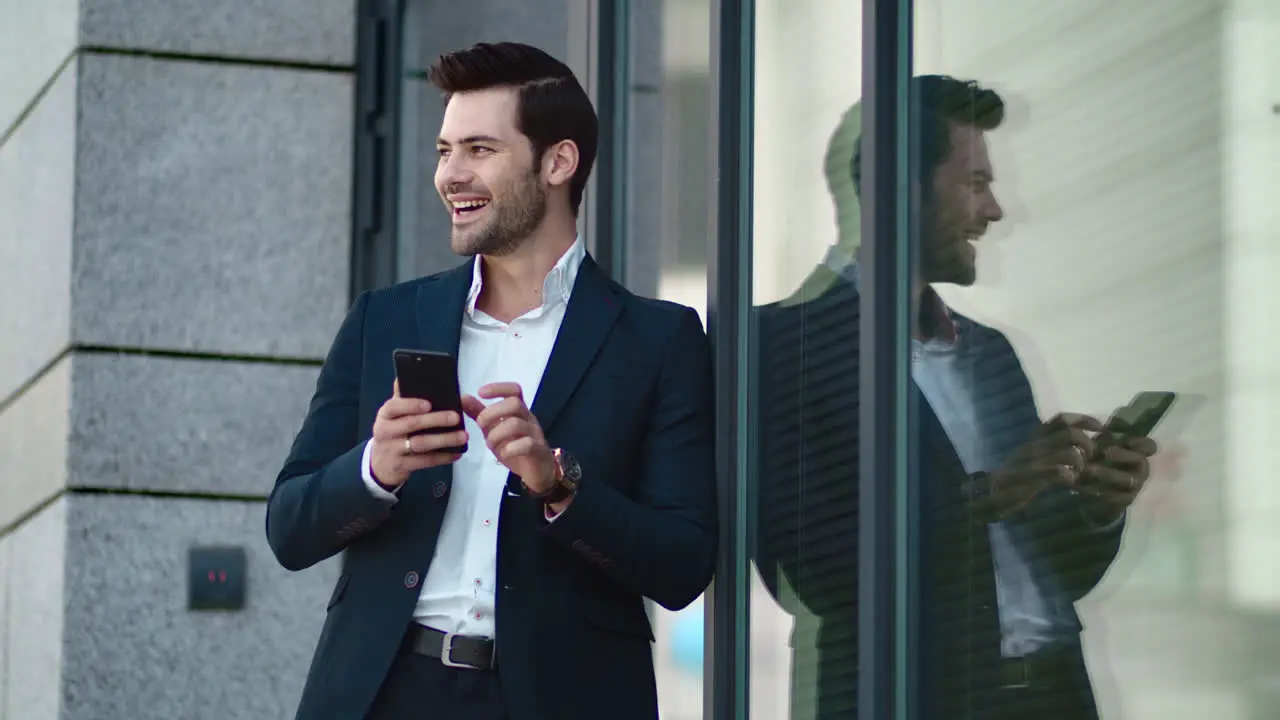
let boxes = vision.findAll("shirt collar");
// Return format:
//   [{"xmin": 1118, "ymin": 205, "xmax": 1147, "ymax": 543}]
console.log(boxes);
[
  {"xmin": 822, "ymin": 245, "xmax": 959, "ymax": 347},
  {"xmin": 465, "ymin": 236, "xmax": 586, "ymax": 316}
]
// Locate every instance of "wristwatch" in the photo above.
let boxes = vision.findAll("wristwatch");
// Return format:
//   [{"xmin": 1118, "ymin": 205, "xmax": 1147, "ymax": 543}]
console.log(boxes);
[
  {"xmin": 961, "ymin": 471, "xmax": 994, "ymax": 503},
  {"xmin": 524, "ymin": 448, "xmax": 581, "ymax": 504}
]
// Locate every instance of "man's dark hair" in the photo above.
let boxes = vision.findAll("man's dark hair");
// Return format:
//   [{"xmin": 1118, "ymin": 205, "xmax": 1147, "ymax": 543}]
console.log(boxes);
[
  {"xmin": 428, "ymin": 42, "xmax": 598, "ymax": 216},
  {"xmin": 851, "ymin": 75, "xmax": 1004, "ymax": 198}
]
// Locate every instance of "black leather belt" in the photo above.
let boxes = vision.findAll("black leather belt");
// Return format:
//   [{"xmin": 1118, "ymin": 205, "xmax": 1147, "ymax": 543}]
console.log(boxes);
[
  {"xmin": 403, "ymin": 624, "xmax": 496, "ymax": 670},
  {"xmin": 997, "ymin": 648, "xmax": 1074, "ymax": 689}
]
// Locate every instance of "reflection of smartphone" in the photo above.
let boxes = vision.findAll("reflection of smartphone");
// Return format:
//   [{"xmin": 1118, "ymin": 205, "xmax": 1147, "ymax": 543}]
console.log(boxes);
[
  {"xmin": 1093, "ymin": 391, "xmax": 1178, "ymax": 463},
  {"xmin": 1106, "ymin": 391, "xmax": 1178, "ymax": 438},
  {"xmin": 392, "ymin": 349, "xmax": 466, "ymax": 454}
]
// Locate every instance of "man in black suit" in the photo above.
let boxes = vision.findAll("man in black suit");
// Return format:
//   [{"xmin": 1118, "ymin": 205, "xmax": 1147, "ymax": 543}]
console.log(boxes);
[
  {"xmin": 752, "ymin": 76, "xmax": 1158, "ymax": 719},
  {"xmin": 267, "ymin": 42, "xmax": 717, "ymax": 720}
]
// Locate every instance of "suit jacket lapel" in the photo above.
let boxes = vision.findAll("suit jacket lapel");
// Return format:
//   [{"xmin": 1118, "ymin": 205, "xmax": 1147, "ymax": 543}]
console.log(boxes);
[
  {"xmin": 402, "ymin": 259, "xmax": 472, "ymax": 503},
  {"xmin": 834, "ymin": 275, "xmax": 968, "ymax": 497},
  {"xmin": 530, "ymin": 256, "xmax": 622, "ymax": 434},
  {"xmin": 414, "ymin": 259, "xmax": 472, "ymax": 357}
]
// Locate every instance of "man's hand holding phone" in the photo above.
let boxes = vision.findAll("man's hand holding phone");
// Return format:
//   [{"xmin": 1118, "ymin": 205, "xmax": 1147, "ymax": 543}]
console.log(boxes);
[
  {"xmin": 1077, "ymin": 428, "xmax": 1157, "ymax": 523},
  {"xmin": 369, "ymin": 379, "xmax": 468, "ymax": 489},
  {"xmin": 980, "ymin": 411, "xmax": 1158, "ymax": 523},
  {"xmin": 982, "ymin": 413, "xmax": 1103, "ymax": 519}
]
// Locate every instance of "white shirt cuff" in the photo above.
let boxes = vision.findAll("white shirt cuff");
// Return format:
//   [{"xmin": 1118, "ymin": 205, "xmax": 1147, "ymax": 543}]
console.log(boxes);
[{"xmin": 361, "ymin": 440, "xmax": 400, "ymax": 503}]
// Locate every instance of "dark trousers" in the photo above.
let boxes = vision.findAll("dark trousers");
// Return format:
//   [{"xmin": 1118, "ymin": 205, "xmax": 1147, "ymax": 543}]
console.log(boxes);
[
  {"xmin": 985, "ymin": 683, "xmax": 1099, "ymax": 720},
  {"xmin": 365, "ymin": 651, "xmax": 509, "ymax": 720},
  {"xmin": 982, "ymin": 650, "xmax": 1100, "ymax": 720}
]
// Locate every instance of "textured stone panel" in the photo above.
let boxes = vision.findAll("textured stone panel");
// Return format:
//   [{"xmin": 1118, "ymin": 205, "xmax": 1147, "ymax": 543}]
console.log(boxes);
[
  {"xmin": 79, "ymin": 0, "xmax": 354, "ymax": 66},
  {"xmin": 72, "ymin": 54, "xmax": 351, "ymax": 360},
  {"xmin": 0, "ymin": 357, "xmax": 72, "ymax": 533},
  {"xmin": 67, "ymin": 353, "xmax": 321, "ymax": 496},
  {"xmin": 0, "ymin": 498, "xmax": 68, "ymax": 720},
  {"xmin": 0, "ymin": 0, "xmax": 78, "ymax": 135},
  {"xmin": 0, "ymin": 64, "xmax": 76, "ymax": 403},
  {"xmin": 60, "ymin": 494, "xmax": 338, "ymax": 720}
]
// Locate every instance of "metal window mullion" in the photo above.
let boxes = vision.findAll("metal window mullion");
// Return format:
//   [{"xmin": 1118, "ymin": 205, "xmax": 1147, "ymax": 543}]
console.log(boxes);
[
  {"xmin": 705, "ymin": 0, "xmax": 754, "ymax": 719},
  {"xmin": 859, "ymin": 0, "xmax": 915, "ymax": 719},
  {"xmin": 590, "ymin": 0, "xmax": 632, "ymax": 284},
  {"xmin": 350, "ymin": 0, "xmax": 404, "ymax": 300}
]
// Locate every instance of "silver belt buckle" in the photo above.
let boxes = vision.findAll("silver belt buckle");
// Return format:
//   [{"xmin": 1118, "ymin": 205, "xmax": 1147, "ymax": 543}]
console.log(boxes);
[{"xmin": 440, "ymin": 632, "xmax": 484, "ymax": 670}]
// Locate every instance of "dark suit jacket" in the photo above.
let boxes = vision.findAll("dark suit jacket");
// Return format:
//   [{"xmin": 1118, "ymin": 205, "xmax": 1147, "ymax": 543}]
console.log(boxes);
[
  {"xmin": 266, "ymin": 255, "xmax": 718, "ymax": 720},
  {"xmin": 751, "ymin": 266, "xmax": 1123, "ymax": 719}
]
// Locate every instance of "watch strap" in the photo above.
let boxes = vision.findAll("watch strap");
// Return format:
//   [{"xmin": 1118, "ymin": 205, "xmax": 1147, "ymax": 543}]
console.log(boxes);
[
  {"xmin": 538, "ymin": 481, "xmax": 575, "ymax": 505},
  {"xmin": 961, "ymin": 471, "xmax": 993, "ymax": 503},
  {"xmin": 522, "ymin": 449, "xmax": 576, "ymax": 503}
]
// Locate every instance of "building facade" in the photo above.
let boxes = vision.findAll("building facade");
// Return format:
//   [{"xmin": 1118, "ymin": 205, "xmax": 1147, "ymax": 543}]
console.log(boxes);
[{"xmin": 1, "ymin": 0, "xmax": 1277, "ymax": 718}]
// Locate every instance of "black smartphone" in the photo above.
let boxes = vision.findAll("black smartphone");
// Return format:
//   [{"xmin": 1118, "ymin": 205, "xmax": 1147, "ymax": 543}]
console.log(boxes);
[
  {"xmin": 1091, "ymin": 391, "xmax": 1178, "ymax": 464},
  {"xmin": 392, "ymin": 349, "xmax": 467, "ymax": 454},
  {"xmin": 1105, "ymin": 391, "xmax": 1178, "ymax": 438}
]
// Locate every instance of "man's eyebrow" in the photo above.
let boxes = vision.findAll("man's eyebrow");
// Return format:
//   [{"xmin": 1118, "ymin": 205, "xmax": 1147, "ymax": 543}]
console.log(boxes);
[{"xmin": 436, "ymin": 135, "xmax": 504, "ymax": 146}]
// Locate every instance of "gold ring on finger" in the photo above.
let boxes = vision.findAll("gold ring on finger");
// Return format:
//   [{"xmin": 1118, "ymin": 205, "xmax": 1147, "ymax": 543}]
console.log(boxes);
[{"xmin": 404, "ymin": 437, "xmax": 413, "ymax": 453}]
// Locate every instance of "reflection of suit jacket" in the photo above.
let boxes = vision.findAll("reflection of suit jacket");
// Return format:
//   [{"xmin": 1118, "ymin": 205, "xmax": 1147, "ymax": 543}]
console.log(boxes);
[
  {"xmin": 751, "ymin": 266, "xmax": 1123, "ymax": 718},
  {"xmin": 266, "ymin": 256, "xmax": 718, "ymax": 720}
]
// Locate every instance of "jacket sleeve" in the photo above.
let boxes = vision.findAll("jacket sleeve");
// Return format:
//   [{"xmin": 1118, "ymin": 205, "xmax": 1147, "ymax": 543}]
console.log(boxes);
[
  {"xmin": 1000, "ymin": 335, "xmax": 1125, "ymax": 600},
  {"xmin": 749, "ymin": 304, "xmax": 860, "ymax": 621},
  {"xmin": 539, "ymin": 307, "xmax": 719, "ymax": 611},
  {"xmin": 1022, "ymin": 487, "xmax": 1125, "ymax": 601},
  {"xmin": 265, "ymin": 291, "xmax": 395, "ymax": 571}
]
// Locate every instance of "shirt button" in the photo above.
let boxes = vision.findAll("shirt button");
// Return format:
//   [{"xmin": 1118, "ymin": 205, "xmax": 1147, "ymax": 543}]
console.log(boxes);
[
  {"xmin": 475, "ymin": 578, "xmax": 482, "ymax": 586},
  {"xmin": 474, "ymin": 612, "xmax": 482, "ymax": 620},
  {"xmin": 482, "ymin": 519, "xmax": 492, "ymax": 528},
  {"xmin": 433, "ymin": 481, "xmax": 447, "ymax": 499}
]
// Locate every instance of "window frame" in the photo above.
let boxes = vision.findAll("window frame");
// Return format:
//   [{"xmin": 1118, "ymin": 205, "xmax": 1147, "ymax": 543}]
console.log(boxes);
[
  {"xmin": 704, "ymin": 0, "xmax": 920, "ymax": 717},
  {"xmin": 350, "ymin": 0, "xmax": 406, "ymax": 299},
  {"xmin": 705, "ymin": 0, "xmax": 755, "ymax": 716}
]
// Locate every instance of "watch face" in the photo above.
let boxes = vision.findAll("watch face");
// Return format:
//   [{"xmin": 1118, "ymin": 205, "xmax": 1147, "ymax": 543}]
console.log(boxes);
[{"xmin": 560, "ymin": 453, "xmax": 582, "ymax": 489}]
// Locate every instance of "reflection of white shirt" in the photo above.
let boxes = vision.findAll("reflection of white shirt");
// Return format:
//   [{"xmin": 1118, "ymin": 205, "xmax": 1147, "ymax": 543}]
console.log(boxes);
[
  {"xmin": 359, "ymin": 238, "xmax": 585, "ymax": 639},
  {"xmin": 911, "ymin": 333, "xmax": 1056, "ymax": 658},
  {"xmin": 828, "ymin": 247, "xmax": 1053, "ymax": 657}
]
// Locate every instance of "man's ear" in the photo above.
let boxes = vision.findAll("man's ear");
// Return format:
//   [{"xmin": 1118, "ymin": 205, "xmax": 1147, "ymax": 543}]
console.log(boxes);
[{"xmin": 543, "ymin": 140, "xmax": 579, "ymax": 188}]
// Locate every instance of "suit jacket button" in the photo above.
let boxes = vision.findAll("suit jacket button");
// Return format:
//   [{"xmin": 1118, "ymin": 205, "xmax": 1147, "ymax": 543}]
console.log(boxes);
[
  {"xmin": 404, "ymin": 571, "xmax": 420, "ymax": 589},
  {"xmin": 433, "ymin": 481, "xmax": 447, "ymax": 499}
]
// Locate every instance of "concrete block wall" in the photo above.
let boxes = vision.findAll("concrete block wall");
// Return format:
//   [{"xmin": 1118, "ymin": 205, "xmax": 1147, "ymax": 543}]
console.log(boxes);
[{"xmin": 1, "ymin": 1, "xmax": 353, "ymax": 717}]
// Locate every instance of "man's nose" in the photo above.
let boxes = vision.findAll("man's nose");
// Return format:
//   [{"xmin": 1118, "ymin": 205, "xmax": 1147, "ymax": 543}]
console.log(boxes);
[
  {"xmin": 983, "ymin": 192, "xmax": 1005, "ymax": 222},
  {"xmin": 437, "ymin": 154, "xmax": 474, "ymax": 187}
]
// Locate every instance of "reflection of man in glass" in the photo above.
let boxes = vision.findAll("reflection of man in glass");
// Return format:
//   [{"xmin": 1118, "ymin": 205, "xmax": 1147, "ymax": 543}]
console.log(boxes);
[{"xmin": 752, "ymin": 76, "xmax": 1159, "ymax": 720}]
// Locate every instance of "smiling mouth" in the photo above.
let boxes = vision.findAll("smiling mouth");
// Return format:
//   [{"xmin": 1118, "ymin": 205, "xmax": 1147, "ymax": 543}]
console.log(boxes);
[{"xmin": 452, "ymin": 199, "xmax": 491, "ymax": 217}]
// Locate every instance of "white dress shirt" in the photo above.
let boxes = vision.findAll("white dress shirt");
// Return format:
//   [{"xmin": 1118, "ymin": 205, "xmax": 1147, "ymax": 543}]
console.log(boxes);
[
  {"xmin": 358, "ymin": 238, "xmax": 585, "ymax": 639},
  {"xmin": 911, "ymin": 341, "xmax": 1057, "ymax": 657}
]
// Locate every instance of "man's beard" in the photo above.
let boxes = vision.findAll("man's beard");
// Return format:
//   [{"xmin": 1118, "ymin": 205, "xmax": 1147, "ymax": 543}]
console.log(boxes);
[
  {"xmin": 920, "ymin": 236, "xmax": 976, "ymax": 286},
  {"xmin": 919, "ymin": 208, "xmax": 977, "ymax": 286},
  {"xmin": 453, "ymin": 170, "xmax": 547, "ymax": 257}
]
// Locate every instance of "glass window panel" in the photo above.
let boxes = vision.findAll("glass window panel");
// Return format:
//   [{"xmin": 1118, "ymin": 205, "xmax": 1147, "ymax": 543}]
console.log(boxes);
[
  {"xmin": 906, "ymin": 0, "xmax": 1280, "ymax": 717},
  {"xmin": 619, "ymin": 2, "xmax": 714, "ymax": 718},
  {"xmin": 748, "ymin": 2, "xmax": 867, "ymax": 719}
]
